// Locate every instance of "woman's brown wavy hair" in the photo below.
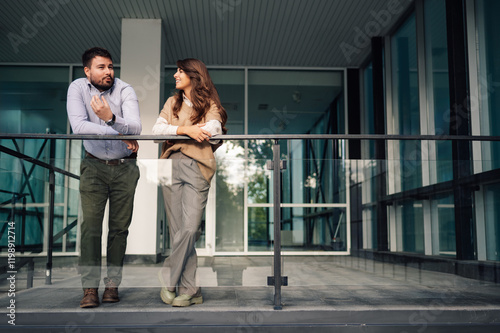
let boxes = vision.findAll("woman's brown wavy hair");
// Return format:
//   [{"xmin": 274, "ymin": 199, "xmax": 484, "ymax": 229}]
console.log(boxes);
[{"xmin": 172, "ymin": 58, "xmax": 227, "ymax": 134}]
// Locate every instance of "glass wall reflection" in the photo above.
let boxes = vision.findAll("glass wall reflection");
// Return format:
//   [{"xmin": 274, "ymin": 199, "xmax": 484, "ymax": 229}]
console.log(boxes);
[
  {"xmin": 247, "ymin": 70, "xmax": 343, "ymax": 134},
  {"xmin": 0, "ymin": 66, "xmax": 80, "ymax": 253},
  {"xmin": 215, "ymin": 140, "xmax": 245, "ymax": 252},
  {"xmin": 247, "ymin": 206, "xmax": 348, "ymax": 252},
  {"xmin": 390, "ymin": 13, "xmax": 422, "ymax": 192},
  {"xmin": 0, "ymin": 66, "xmax": 69, "ymax": 134},
  {"xmin": 476, "ymin": 0, "xmax": 500, "ymax": 172},
  {"xmin": 423, "ymin": 0, "xmax": 452, "ymax": 184}
]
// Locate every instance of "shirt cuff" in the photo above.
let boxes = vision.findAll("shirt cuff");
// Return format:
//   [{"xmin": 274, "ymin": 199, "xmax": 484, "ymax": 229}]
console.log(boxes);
[{"xmin": 152, "ymin": 117, "xmax": 178, "ymax": 135}]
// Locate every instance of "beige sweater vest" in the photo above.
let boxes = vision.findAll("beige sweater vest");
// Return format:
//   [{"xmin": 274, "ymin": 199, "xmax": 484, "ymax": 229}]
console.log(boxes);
[{"xmin": 159, "ymin": 96, "xmax": 223, "ymax": 183}]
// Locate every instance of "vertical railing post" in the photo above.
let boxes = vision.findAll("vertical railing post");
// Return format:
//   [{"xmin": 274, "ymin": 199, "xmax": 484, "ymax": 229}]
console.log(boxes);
[
  {"xmin": 21, "ymin": 196, "xmax": 26, "ymax": 254},
  {"xmin": 10, "ymin": 193, "xmax": 16, "ymax": 232},
  {"xmin": 265, "ymin": 139, "xmax": 287, "ymax": 309},
  {"xmin": 27, "ymin": 259, "xmax": 34, "ymax": 289},
  {"xmin": 273, "ymin": 139, "xmax": 282, "ymax": 310},
  {"xmin": 46, "ymin": 169, "xmax": 55, "ymax": 285}
]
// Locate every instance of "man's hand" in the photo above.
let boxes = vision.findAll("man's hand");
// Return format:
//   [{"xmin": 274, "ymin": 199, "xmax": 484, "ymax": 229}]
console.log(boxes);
[
  {"xmin": 90, "ymin": 95, "xmax": 113, "ymax": 122},
  {"xmin": 122, "ymin": 139, "xmax": 139, "ymax": 153},
  {"xmin": 178, "ymin": 124, "xmax": 211, "ymax": 143}
]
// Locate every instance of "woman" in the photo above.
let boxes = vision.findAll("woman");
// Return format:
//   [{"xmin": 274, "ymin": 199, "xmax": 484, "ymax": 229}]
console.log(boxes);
[{"xmin": 153, "ymin": 58, "xmax": 227, "ymax": 307}]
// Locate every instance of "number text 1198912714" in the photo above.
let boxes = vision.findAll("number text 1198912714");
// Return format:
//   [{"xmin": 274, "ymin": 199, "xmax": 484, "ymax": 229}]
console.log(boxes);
[{"xmin": 6, "ymin": 221, "xmax": 16, "ymax": 326}]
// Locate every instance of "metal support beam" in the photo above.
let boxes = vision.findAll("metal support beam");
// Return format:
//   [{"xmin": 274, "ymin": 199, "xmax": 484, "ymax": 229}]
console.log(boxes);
[
  {"xmin": 372, "ymin": 36, "xmax": 389, "ymax": 251},
  {"xmin": 446, "ymin": 0, "xmax": 475, "ymax": 260},
  {"xmin": 347, "ymin": 68, "xmax": 361, "ymax": 160}
]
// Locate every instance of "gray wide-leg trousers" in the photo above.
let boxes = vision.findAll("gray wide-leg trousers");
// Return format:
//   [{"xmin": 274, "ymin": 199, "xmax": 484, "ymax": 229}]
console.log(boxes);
[{"xmin": 160, "ymin": 155, "xmax": 210, "ymax": 296}]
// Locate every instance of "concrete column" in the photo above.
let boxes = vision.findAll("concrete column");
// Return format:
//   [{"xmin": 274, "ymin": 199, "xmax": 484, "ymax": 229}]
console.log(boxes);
[{"xmin": 120, "ymin": 18, "xmax": 165, "ymax": 261}]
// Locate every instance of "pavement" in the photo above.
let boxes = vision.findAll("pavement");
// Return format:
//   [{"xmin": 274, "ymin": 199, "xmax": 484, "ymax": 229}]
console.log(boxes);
[{"xmin": 1, "ymin": 255, "xmax": 500, "ymax": 332}]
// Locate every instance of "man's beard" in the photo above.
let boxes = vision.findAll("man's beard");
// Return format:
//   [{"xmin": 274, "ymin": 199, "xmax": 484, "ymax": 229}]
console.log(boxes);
[{"xmin": 91, "ymin": 75, "xmax": 114, "ymax": 91}]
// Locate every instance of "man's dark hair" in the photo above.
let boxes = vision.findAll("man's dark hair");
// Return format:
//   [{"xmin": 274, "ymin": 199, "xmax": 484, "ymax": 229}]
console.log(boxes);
[{"xmin": 82, "ymin": 47, "xmax": 113, "ymax": 68}]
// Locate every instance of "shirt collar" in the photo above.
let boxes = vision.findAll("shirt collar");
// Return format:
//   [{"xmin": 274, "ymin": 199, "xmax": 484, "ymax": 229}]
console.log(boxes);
[
  {"xmin": 86, "ymin": 78, "xmax": 116, "ymax": 95},
  {"xmin": 183, "ymin": 94, "xmax": 193, "ymax": 107}
]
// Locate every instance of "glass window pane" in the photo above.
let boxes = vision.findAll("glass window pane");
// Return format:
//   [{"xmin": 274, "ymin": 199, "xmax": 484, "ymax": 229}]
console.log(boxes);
[
  {"xmin": 162, "ymin": 67, "xmax": 177, "ymax": 99},
  {"xmin": 483, "ymin": 183, "xmax": 500, "ymax": 261},
  {"xmin": 399, "ymin": 200, "xmax": 424, "ymax": 253},
  {"xmin": 363, "ymin": 62, "xmax": 375, "ymax": 157},
  {"xmin": 210, "ymin": 69, "xmax": 245, "ymax": 135},
  {"xmin": 432, "ymin": 193, "xmax": 456, "ymax": 257},
  {"xmin": 391, "ymin": 13, "xmax": 422, "ymax": 191},
  {"xmin": 424, "ymin": 0, "xmax": 452, "ymax": 183},
  {"xmin": 0, "ymin": 67, "xmax": 73, "ymax": 251},
  {"xmin": 476, "ymin": 0, "xmax": 500, "ymax": 171},
  {"xmin": 0, "ymin": 66, "xmax": 70, "ymax": 134},
  {"xmin": 248, "ymin": 70, "xmax": 343, "ymax": 134}
]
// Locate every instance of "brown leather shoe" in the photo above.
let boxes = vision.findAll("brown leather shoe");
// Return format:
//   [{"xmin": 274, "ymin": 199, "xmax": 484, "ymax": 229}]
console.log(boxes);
[
  {"xmin": 80, "ymin": 288, "xmax": 99, "ymax": 308},
  {"xmin": 102, "ymin": 278, "xmax": 120, "ymax": 303}
]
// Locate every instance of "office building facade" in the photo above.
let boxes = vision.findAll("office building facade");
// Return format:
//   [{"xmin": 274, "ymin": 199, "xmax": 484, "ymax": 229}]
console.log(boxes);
[{"xmin": 0, "ymin": 0, "xmax": 499, "ymax": 280}]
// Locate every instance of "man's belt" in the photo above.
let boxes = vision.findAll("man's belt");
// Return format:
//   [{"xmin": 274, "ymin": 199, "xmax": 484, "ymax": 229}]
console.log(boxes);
[{"xmin": 85, "ymin": 152, "xmax": 137, "ymax": 165}]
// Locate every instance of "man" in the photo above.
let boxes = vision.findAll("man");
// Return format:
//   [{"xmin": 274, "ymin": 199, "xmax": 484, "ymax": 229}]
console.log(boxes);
[{"xmin": 67, "ymin": 47, "xmax": 141, "ymax": 308}]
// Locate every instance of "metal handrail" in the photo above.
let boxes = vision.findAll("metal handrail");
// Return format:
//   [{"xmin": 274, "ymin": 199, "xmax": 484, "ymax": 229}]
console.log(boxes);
[{"xmin": 2, "ymin": 133, "xmax": 500, "ymax": 141}]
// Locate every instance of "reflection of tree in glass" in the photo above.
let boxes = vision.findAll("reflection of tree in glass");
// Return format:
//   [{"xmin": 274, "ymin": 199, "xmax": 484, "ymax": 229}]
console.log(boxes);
[
  {"xmin": 214, "ymin": 140, "xmax": 244, "ymax": 251},
  {"xmin": 247, "ymin": 139, "xmax": 273, "ymax": 167},
  {"xmin": 248, "ymin": 174, "xmax": 269, "ymax": 245},
  {"xmin": 215, "ymin": 140, "xmax": 245, "ymax": 194},
  {"xmin": 247, "ymin": 140, "xmax": 272, "ymax": 205},
  {"xmin": 215, "ymin": 140, "xmax": 281, "ymax": 248},
  {"xmin": 246, "ymin": 140, "xmax": 273, "ymax": 246}
]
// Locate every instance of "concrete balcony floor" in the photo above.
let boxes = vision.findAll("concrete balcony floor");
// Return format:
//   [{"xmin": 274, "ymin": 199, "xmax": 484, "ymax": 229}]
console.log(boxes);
[{"xmin": 1, "ymin": 255, "xmax": 500, "ymax": 332}]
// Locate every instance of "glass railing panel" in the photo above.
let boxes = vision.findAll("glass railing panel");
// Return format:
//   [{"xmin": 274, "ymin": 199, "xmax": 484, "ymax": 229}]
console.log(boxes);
[
  {"xmin": 282, "ymin": 158, "xmax": 347, "ymax": 204},
  {"xmin": 214, "ymin": 140, "xmax": 245, "ymax": 252},
  {"xmin": 0, "ymin": 155, "xmax": 80, "ymax": 256},
  {"xmin": 248, "ymin": 206, "xmax": 272, "ymax": 252},
  {"xmin": 1, "ymin": 168, "xmax": 48, "ymax": 254},
  {"xmin": 1, "ymin": 136, "xmax": 499, "ymax": 309},
  {"xmin": 281, "ymin": 207, "xmax": 347, "ymax": 252}
]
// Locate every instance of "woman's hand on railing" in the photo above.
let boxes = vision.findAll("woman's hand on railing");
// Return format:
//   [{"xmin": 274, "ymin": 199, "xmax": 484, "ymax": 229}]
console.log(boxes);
[{"xmin": 177, "ymin": 124, "xmax": 212, "ymax": 143}]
